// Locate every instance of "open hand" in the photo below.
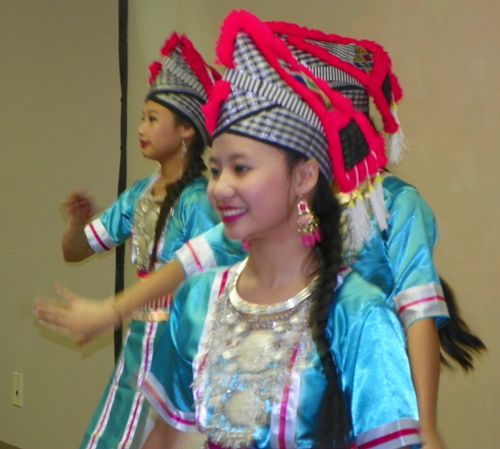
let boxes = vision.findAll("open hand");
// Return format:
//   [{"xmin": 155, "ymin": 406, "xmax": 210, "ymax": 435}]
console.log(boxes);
[{"xmin": 34, "ymin": 283, "xmax": 118, "ymax": 346}]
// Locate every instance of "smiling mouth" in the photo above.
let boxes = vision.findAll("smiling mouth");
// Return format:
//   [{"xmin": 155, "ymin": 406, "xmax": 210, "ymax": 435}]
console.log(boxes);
[{"xmin": 219, "ymin": 207, "xmax": 247, "ymax": 223}]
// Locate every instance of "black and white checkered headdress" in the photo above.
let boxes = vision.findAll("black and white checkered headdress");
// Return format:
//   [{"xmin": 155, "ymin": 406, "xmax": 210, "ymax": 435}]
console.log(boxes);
[
  {"xmin": 147, "ymin": 33, "xmax": 220, "ymax": 147},
  {"xmin": 269, "ymin": 21, "xmax": 407, "ymax": 164},
  {"xmin": 204, "ymin": 11, "xmax": 392, "ymax": 250},
  {"xmin": 205, "ymin": 11, "xmax": 385, "ymax": 189}
]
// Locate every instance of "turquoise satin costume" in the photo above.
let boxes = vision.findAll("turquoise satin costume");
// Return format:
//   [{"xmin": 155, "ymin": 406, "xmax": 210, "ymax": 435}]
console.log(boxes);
[
  {"xmin": 80, "ymin": 175, "xmax": 219, "ymax": 449},
  {"xmin": 141, "ymin": 263, "xmax": 421, "ymax": 449},
  {"xmin": 176, "ymin": 175, "xmax": 449, "ymax": 329}
]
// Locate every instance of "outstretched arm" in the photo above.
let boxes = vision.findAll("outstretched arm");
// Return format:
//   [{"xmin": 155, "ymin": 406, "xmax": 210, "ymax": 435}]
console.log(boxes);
[{"xmin": 35, "ymin": 259, "xmax": 186, "ymax": 346}]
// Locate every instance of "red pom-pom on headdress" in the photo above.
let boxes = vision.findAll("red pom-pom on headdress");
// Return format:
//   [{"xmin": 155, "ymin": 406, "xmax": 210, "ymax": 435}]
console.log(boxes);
[
  {"xmin": 177, "ymin": 35, "xmax": 221, "ymax": 96},
  {"xmin": 202, "ymin": 80, "xmax": 232, "ymax": 135},
  {"xmin": 149, "ymin": 32, "xmax": 221, "ymax": 94},
  {"xmin": 160, "ymin": 32, "xmax": 181, "ymax": 57},
  {"xmin": 148, "ymin": 61, "xmax": 163, "ymax": 85}
]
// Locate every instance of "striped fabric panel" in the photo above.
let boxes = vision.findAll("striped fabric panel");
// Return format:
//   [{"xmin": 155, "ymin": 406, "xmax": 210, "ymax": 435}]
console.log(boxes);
[
  {"xmin": 304, "ymin": 39, "xmax": 357, "ymax": 63},
  {"xmin": 309, "ymin": 65, "xmax": 364, "ymax": 88},
  {"xmin": 218, "ymin": 103, "xmax": 332, "ymax": 181},
  {"xmin": 233, "ymin": 35, "xmax": 285, "ymax": 84},
  {"xmin": 285, "ymin": 41, "xmax": 369, "ymax": 112},
  {"xmin": 161, "ymin": 55, "xmax": 208, "ymax": 99},
  {"xmin": 355, "ymin": 418, "xmax": 421, "ymax": 449},
  {"xmin": 175, "ymin": 235, "xmax": 217, "ymax": 279},
  {"xmin": 153, "ymin": 92, "xmax": 207, "ymax": 144},
  {"xmin": 394, "ymin": 283, "xmax": 449, "ymax": 328},
  {"xmin": 84, "ymin": 218, "xmax": 115, "ymax": 254},
  {"xmin": 224, "ymin": 69, "xmax": 322, "ymax": 126}
]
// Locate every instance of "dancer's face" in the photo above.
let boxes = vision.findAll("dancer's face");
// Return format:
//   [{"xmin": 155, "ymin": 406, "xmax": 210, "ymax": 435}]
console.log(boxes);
[
  {"xmin": 208, "ymin": 133, "xmax": 299, "ymax": 244},
  {"xmin": 138, "ymin": 101, "xmax": 192, "ymax": 164}
]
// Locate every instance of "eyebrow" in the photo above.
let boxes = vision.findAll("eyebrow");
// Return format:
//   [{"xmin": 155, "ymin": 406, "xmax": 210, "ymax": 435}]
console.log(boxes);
[{"xmin": 208, "ymin": 152, "xmax": 248, "ymax": 164}]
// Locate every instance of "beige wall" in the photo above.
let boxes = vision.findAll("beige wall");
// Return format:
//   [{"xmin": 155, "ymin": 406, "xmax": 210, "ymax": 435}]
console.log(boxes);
[
  {"xmin": 0, "ymin": 2, "xmax": 119, "ymax": 448},
  {"xmin": 1, "ymin": 1, "xmax": 498, "ymax": 448}
]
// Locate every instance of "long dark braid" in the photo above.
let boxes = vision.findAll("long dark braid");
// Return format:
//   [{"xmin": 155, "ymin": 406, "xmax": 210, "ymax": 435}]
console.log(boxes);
[
  {"xmin": 149, "ymin": 113, "xmax": 207, "ymax": 270},
  {"xmin": 310, "ymin": 175, "xmax": 352, "ymax": 449},
  {"xmin": 438, "ymin": 276, "xmax": 486, "ymax": 370},
  {"xmin": 285, "ymin": 151, "xmax": 352, "ymax": 448}
]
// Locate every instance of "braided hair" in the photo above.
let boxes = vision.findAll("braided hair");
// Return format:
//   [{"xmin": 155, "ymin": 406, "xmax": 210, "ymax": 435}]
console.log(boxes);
[
  {"xmin": 148, "ymin": 111, "xmax": 207, "ymax": 270},
  {"xmin": 438, "ymin": 276, "xmax": 486, "ymax": 370},
  {"xmin": 285, "ymin": 151, "xmax": 352, "ymax": 448}
]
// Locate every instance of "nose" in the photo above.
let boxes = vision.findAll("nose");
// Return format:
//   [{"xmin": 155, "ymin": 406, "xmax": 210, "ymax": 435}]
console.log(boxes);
[
  {"xmin": 138, "ymin": 120, "xmax": 145, "ymax": 136},
  {"xmin": 208, "ymin": 170, "xmax": 234, "ymax": 204}
]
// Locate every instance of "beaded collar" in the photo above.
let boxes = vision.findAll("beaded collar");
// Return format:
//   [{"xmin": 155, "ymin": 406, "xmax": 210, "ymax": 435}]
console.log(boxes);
[{"xmin": 229, "ymin": 259, "xmax": 316, "ymax": 316}]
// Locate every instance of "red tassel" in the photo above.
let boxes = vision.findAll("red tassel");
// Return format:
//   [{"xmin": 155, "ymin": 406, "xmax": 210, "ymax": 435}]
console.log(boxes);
[
  {"xmin": 160, "ymin": 33, "xmax": 181, "ymax": 57},
  {"xmin": 148, "ymin": 61, "xmax": 163, "ymax": 85},
  {"xmin": 202, "ymin": 80, "xmax": 232, "ymax": 134},
  {"xmin": 178, "ymin": 35, "xmax": 221, "ymax": 96}
]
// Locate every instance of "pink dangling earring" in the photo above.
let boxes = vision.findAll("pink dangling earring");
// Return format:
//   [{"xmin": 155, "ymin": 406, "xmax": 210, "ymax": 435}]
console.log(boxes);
[
  {"xmin": 241, "ymin": 238, "xmax": 251, "ymax": 252},
  {"xmin": 297, "ymin": 197, "xmax": 322, "ymax": 248}
]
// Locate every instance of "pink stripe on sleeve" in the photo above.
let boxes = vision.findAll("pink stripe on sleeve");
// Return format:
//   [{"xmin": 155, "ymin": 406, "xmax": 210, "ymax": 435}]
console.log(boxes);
[
  {"xmin": 88, "ymin": 222, "xmax": 111, "ymax": 251},
  {"xmin": 186, "ymin": 241, "xmax": 205, "ymax": 273},
  {"xmin": 358, "ymin": 428, "xmax": 420, "ymax": 449},
  {"xmin": 397, "ymin": 296, "xmax": 445, "ymax": 315}
]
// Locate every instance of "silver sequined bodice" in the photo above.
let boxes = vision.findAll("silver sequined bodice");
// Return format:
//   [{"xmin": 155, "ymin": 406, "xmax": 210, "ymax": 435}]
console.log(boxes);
[
  {"xmin": 195, "ymin": 262, "xmax": 315, "ymax": 448},
  {"xmin": 130, "ymin": 192, "xmax": 164, "ymax": 272}
]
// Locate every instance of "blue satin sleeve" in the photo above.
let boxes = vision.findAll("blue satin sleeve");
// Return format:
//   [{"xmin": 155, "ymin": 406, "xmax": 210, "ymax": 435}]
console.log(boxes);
[
  {"xmin": 157, "ymin": 178, "xmax": 220, "ymax": 264},
  {"xmin": 354, "ymin": 176, "xmax": 448, "ymax": 328},
  {"xmin": 294, "ymin": 273, "xmax": 419, "ymax": 447},
  {"xmin": 175, "ymin": 222, "xmax": 246, "ymax": 279},
  {"xmin": 382, "ymin": 177, "xmax": 440, "ymax": 297},
  {"xmin": 328, "ymin": 273, "xmax": 418, "ymax": 437},
  {"xmin": 97, "ymin": 176, "xmax": 155, "ymax": 246},
  {"xmin": 327, "ymin": 272, "xmax": 419, "ymax": 438}
]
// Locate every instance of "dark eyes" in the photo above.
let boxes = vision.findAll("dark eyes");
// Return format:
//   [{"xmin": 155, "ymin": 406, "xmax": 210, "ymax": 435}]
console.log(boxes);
[
  {"xmin": 209, "ymin": 167, "xmax": 221, "ymax": 178},
  {"xmin": 209, "ymin": 164, "xmax": 249, "ymax": 179}
]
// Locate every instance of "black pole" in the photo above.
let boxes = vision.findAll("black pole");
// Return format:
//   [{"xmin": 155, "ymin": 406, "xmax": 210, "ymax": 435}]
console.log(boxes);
[{"xmin": 114, "ymin": 0, "xmax": 128, "ymax": 363}]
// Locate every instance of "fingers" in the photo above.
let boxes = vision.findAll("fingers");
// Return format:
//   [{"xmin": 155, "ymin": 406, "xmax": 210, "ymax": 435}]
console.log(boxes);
[
  {"xmin": 38, "ymin": 319, "xmax": 73, "ymax": 339},
  {"xmin": 34, "ymin": 295, "xmax": 72, "ymax": 327},
  {"xmin": 54, "ymin": 282, "xmax": 77, "ymax": 305}
]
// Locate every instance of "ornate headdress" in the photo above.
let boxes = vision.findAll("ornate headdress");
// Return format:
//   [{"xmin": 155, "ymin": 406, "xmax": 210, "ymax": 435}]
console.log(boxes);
[
  {"xmin": 204, "ymin": 11, "xmax": 400, "ymax": 249},
  {"xmin": 264, "ymin": 22, "xmax": 408, "ymax": 243},
  {"xmin": 147, "ymin": 33, "xmax": 221, "ymax": 146},
  {"xmin": 268, "ymin": 21, "xmax": 407, "ymax": 164}
]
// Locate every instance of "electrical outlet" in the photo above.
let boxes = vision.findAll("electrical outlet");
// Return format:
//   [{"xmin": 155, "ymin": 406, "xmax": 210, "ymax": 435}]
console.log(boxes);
[{"xmin": 13, "ymin": 372, "xmax": 23, "ymax": 407}]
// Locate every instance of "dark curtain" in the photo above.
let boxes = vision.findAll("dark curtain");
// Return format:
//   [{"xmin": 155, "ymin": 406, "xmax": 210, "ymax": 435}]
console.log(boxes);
[{"xmin": 114, "ymin": 0, "xmax": 128, "ymax": 363}]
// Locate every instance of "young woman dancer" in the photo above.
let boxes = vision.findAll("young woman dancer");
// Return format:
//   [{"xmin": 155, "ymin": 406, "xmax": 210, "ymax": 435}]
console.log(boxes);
[
  {"xmin": 36, "ymin": 15, "xmax": 485, "ymax": 449},
  {"xmin": 57, "ymin": 33, "xmax": 220, "ymax": 449},
  {"xmin": 139, "ymin": 10, "xmax": 421, "ymax": 449}
]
